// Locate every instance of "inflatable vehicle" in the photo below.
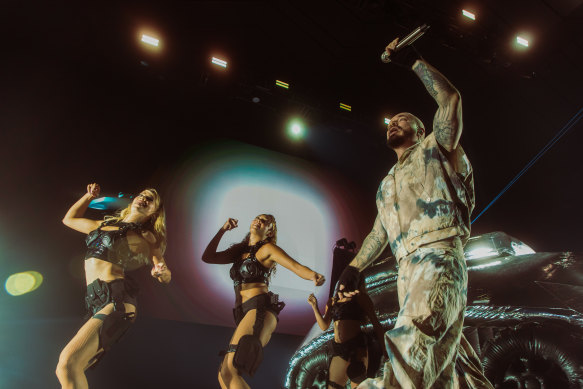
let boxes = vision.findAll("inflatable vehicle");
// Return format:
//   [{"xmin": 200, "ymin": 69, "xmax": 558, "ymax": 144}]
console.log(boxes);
[{"xmin": 285, "ymin": 232, "xmax": 583, "ymax": 389}]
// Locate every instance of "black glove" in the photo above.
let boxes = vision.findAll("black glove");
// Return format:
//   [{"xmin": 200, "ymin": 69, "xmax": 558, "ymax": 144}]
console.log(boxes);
[
  {"xmin": 337, "ymin": 265, "xmax": 361, "ymax": 294},
  {"xmin": 389, "ymin": 45, "xmax": 423, "ymax": 69}
]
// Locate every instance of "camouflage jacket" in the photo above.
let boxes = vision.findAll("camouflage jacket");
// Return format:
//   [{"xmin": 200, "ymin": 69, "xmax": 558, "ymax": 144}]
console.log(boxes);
[{"xmin": 376, "ymin": 133, "xmax": 475, "ymax": 261}]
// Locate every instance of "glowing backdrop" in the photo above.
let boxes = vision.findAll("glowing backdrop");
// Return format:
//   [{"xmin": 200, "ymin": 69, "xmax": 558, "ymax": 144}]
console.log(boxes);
[{"xmin": 140, "ymin": 141, "xmax": 368, "ymax": 335}]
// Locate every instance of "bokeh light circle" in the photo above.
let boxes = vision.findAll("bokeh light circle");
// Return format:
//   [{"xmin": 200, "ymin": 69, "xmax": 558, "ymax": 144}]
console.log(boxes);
[{"xmin": 5, "ymin": 271, "xmax": 43, "ymax": 296}]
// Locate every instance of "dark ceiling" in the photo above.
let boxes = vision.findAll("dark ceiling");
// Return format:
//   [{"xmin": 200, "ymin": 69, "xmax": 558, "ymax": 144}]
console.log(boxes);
[{"xmin": 2, "ymin": 0, "xmax": 583, "ymax": 253}]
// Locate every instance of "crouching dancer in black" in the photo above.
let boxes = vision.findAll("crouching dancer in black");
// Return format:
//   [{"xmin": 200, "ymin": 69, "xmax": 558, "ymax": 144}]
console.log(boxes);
[
  {"xmin": 308, "ymin": 277, "xmax": 386, "ymax": 389},
  {"xmin": 57, "ymin": 183, "xmax": 171, "ymax": 389},
  {"xmin": 203, "ymin": 215, "xmax": 326, "ymax": 389}
]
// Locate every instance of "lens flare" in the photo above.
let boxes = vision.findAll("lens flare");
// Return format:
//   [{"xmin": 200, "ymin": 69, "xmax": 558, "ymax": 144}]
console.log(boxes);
[{"xmin": 5, "ymin": 271, "xmax": 43, "ymax": 296}]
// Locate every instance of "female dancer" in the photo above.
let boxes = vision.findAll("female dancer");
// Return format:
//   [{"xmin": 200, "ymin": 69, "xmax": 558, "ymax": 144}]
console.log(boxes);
[
  {"xmin": 56, "ymin": 183, "xmax": 171, "ymax": 389},
  {"xmin": 308, "ymin": 278, "xmax": 385, "ymax": 389},
  {"xmin": 203, "ymin": 215, "xmax": 326, "ymax": 389}
]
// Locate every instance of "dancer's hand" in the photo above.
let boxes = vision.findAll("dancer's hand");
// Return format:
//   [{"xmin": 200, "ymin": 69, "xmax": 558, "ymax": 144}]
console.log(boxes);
[
  {"xmin": 337, "ymin": 265, "xmax": 361, "ymax": 299},
  {"xmin": 151, "ymin": 262, "xmax": 171, "ymax": 283},
  {"xmin": 222, "ymin": 218, "xmax": 238, "ymax": 231},
  {"xmin": 86, "ymin": 183, "xmax": 100, "ymax": 199},
  {"xmin": 307, "ymin": 293, "xmax": 318, "ymax": 307},
  {"xmin": 313, "ymin": 272, "xmax": 325, "ymax": 286},
  {"xmin": 337, "ymin": 285, "xmax": 360, "ymax": 300}
]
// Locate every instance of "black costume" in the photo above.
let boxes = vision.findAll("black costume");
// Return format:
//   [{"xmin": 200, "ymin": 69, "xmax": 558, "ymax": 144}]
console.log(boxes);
[
  {"xmin": 221, "ymin": 240, "xmax": 285, "ymax": 376},
  {"xmin": 84, "ymin": 220, "xmax": 151, "ymax": 365},
  {"xmin": 328, "ymin": 298, "xmax": 368, "ymax": 387}
]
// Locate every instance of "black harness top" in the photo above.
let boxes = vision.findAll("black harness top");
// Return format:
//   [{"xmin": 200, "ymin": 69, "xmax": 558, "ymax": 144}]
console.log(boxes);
[
  {"xmin": 229, "ymin": 241, "xmax": 273, "ymax": 287},
  {"xmin": 85, "ymin": 220, "xmax": 151, "ymax": 271}
]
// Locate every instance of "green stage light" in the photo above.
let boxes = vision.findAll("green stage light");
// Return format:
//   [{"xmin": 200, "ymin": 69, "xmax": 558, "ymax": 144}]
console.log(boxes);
[{"xmin": 287, "ymin": 120, "xmax": 305, "ymax": 140}]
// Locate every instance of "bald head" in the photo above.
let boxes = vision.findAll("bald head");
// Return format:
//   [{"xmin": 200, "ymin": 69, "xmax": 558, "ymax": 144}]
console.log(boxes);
[
  {"xmin": 386, "ymin": 112, "xmax": 426, "ymax": 150},
  {"xmin": 400, "ymin": 112, "xmax": 425, "ymax": 138}
]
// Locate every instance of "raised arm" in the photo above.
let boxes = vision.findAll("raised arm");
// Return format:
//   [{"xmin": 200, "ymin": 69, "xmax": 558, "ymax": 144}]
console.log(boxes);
[
  {"xmin": 307, "ymin": 294, "xmax": 333, "ymax": 330},
  {"xmin": 264, "ymin": 244, "xmax": 325, "ymax": 286},
  {"xmin": 201, "ymin": 218, "xmax": 238, "ymax": 264},
  {"xmin": 412, "ymin": 59, "xmax": 462, "ymax": 152},
  {"xmin": 62, "ymin": 183, "xmax": 102, "ymax": 234}
]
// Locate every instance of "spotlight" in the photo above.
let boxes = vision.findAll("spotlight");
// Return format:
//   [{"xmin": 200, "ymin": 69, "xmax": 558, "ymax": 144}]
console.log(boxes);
[
  {"xmin": 275, "ymin": 80, "xmax": 289, "ymax": 89},
  {"xmin": 287, "ymin": 120, "xmax": 305, "ymax": 140},
  {"xmin": 211, "ymin": 57, "xmax": 227, "ymax": 68},
  {"xmin": 141, "ymin": 34, "xmax": 160, "ymax": 47},
  {"xmin": 339, "ymin": 103, "xmax": 352, "ymax": 112},
  {"xmin": 516, "ymin": 36, "xmax": 529, "ymax": 47},
  {"xmin": 291, "ymin": 124, "xmax": 302, "ymax": 135},
  {"xmin": 384, "ymin": 117, "xmax": 391, "ymax": 125},
  {"xmin": 462, "ymin": 10, "xmax": 476, "ymax": 20}
]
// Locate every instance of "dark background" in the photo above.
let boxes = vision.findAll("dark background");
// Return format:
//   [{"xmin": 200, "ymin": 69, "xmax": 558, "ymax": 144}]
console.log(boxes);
[{"xmin": 1, "ymin": 0, "xmax": 582, "ymax": 388}]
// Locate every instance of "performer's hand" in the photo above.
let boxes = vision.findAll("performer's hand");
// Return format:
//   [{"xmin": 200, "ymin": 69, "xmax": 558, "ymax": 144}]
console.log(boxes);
[
  {"xmin": 151, "ymin": 262, "xmax": 171, "ymax": 283},
  {"xmin": 222, "ymin": 218, "xmax": 238, "ymax": 232},
  {"xmin": 86, "ymin": 183, "xmax": 100, "ymax": 199},
  {"xmin": 307, "ymin": 293, "xmax": 318, "ymax": 307},
  {"xmin": 337, "ymin": 265, "xmax": 361, "ymax": 299},
  {"xmin": 384, "ymin": 37, "xmax": 399, "ymax": 60},
  {"xmin": 313, "ymin": 272, "xmax": 325, "ymax": 286}
]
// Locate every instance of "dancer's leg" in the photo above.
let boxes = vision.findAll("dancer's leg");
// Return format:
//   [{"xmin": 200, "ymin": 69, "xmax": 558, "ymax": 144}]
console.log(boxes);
[{"xmin": 218, "ymin": 308, "xmax": 277, "ymax": 389}]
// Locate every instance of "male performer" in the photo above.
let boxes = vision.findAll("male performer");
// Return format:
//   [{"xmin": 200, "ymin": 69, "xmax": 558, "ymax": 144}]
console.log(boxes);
[{"xmin": 337, "ymin": 38, "xmax": 493, "ymax": 388}]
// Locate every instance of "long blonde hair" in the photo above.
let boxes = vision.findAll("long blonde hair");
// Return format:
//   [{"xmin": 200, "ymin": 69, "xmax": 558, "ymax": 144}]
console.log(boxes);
[
  {"xmin": 104, "ymin": 188, "xmax": 167, "ymax": 254},
  {"xmin": 229, "ymin": 214, "xmax": 278, "ymax": 278}
]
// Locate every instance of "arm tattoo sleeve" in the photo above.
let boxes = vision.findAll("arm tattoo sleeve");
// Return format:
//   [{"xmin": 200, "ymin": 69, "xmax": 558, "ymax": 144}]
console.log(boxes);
[
  {"xmin": 351, "ymin": 216, "xmax": 388, "ymax": 270},
  {"xmin": 413, "ymin": 61, "xmax": 457, "ymax": 102},
  {"xmin": 413, "ymin": 60, "xmax": 462, "ymax": 151}
]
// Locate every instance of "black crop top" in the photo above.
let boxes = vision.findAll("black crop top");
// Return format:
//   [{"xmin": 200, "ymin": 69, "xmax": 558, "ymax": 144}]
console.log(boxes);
[
  {"xmin": 229, "ymin": 241, "xmax": 273, "ymax": 287},
  {"xmin": 330, "ymin": 298, "xmax": 364, "ymax": 322},
  {"xmin": 85, "ymin": 220, "xmax": 151, "ymax": 271}
]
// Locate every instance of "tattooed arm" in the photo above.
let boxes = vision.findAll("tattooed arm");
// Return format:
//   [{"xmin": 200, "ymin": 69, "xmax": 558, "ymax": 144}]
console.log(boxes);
[
  {"xmin": 412, "ymin": 59, "xmax": 462, "ymax": 152},
  {"xmin": 348, "ymin": 215, "xmax": 388, "ymax": 271}
]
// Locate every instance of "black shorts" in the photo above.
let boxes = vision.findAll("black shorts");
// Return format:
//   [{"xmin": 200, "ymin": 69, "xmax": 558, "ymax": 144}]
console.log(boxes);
[
  {"xmin": 331, "ymin": 332, "xmax": 367, "ymax": 361},
  {"xmin": 85, "ymin": 278, "xmax": 138, "ymax": 317},
  {"xmin": 84, "ymin": 278, "xmax": 139, "ymax": 364},
  {"xmin": 232, "ymin": 292, "xmax": 285, "ymax": 325}
]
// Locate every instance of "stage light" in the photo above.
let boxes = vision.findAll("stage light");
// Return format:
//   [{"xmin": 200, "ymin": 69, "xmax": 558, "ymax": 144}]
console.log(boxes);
[
  {"xmin": 384, "ymin": 117, "xmax": 391, "ymax": 125},
  {"xmin": 462, "ymin": 10, "xmax": 476, "ymax": 20},
  {"xmin": 516, "ymin": 36, "xmax": 529, "ymax": 47},
  {"xmin": 287, "ymin": 120, "xmax": 305, "ymax": 140},
  {"xmin": 89, "ymin": 193, "xmax": 131, "ymax": 210},
  {"xmin": 5, "ymin": 271, "xmax": 43, "ymax": 296},
  {"xmin": 211, "ymin": 57, "xmax": 227, "ymax": 68},
  {"xmin": 141, "ymin": 34, "xmax": 159, "ymax": 47},
  {"xmin": 276, "ymin": 80, "xmax": 289, "ymax": 89},
  {"xmin": 339, "ymin": 103, "xmax": 351, "ymax": 112}
]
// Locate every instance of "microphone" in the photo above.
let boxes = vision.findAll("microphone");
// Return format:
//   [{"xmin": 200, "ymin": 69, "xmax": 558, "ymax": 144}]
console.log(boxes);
[{"xmin": 381, "ymin": 24, "xmax": 430, "ymax": 63}]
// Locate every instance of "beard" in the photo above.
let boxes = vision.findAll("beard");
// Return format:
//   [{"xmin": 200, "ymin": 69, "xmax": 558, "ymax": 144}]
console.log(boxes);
[{"xmin": 386, "ymin": 132, "xmax": 408, "ymax": 149}]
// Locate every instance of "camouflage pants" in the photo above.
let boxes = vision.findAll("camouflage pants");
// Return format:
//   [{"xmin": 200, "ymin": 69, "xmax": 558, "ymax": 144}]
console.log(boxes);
[{"xmin": 359, "ymin": 238, "xmax": 493, "ymax": 389}]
